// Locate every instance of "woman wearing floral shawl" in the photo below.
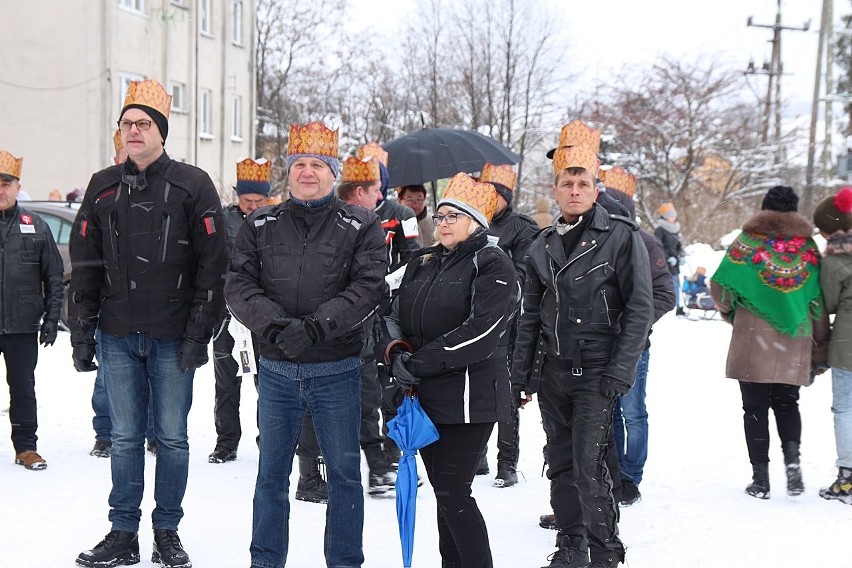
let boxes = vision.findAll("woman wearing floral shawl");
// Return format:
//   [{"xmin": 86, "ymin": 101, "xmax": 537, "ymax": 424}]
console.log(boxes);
[{"xmin": 711, "ymin": 186, "xmax": 829, "ymax": 500}]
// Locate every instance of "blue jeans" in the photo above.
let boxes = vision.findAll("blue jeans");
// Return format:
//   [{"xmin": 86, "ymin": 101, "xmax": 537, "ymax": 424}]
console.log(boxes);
[
  {"xmin": 613, "ymin": 349, "xmax": 650, "ymax": 485},
  {"xmin": 251, "ymin": 362, "xmax": 363, "ymax": 568},
  {"xmin": 100, "ymin": 332, "xmax": 194, "ymax": 532},
  {"xmin": 93, "ymin": 329, "xmax": 156, "ymax": 443},
  {"xmin": 832, "ymin": 367, "xmax": 852, "ymax": 468}
]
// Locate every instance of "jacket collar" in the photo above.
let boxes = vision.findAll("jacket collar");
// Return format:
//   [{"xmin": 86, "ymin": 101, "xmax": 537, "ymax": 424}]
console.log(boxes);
[{"xmin": 741, "ymin": 210, "xmax": 813, "ymax": 239}]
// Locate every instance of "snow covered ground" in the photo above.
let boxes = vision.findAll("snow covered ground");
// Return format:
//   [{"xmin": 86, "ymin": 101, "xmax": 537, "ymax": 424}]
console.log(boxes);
[{"xmin": 1, "ymin": 248, "xmax": 849, "ymax": 567}]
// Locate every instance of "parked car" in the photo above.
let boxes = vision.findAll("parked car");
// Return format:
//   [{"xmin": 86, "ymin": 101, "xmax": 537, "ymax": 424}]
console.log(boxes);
[{"xmin": 25, "ymin": 201, "xmax": 80, "ymax": 327}]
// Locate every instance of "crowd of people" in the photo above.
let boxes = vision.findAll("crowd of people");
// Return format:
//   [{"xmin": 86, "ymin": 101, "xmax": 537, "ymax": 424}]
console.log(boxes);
[{"xmin": 1, "ymin": 80, "xmax": 851, "ymax": 568}]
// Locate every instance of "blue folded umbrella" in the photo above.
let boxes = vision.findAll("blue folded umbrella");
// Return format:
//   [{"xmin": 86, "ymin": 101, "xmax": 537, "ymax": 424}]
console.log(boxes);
[{"xmin": 386, "ymin": 394, "xmax": 440, "ymax": 568}]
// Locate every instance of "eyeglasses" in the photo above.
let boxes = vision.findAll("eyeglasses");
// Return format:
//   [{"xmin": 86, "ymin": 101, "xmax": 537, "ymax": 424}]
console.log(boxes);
[
  {"xmin": 432, "ymin": 212, "xmax": 469, "ymax": 225},
  {"xmin": 403, "ymin": 197, "xmax": 425, "ymax": 204},
  {"xmin": 117, "ymin": 119, "xmax": 153, "ymax": 131}
]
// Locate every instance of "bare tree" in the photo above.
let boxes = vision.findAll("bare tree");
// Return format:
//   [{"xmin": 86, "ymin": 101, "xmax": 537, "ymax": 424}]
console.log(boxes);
[{"xmin": 589, "ymin": 57, "xmax": 800, "ymax": 244}]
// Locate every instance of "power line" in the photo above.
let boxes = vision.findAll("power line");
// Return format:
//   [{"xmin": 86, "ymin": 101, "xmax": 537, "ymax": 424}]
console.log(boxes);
[{"xmin": 0, "ymin": 69, "xmax": 108, "ymax": 92}]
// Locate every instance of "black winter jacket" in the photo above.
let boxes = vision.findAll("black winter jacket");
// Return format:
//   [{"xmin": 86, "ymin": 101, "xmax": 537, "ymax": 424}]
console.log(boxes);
[
  {"xmin": 225, "ymin": 196, "xmax": 387, "ymax": 362},
  {"xmin": 376, "ymin": 199, "xmax": 421, "ymax": 274},
  {"xmin": 384, "ymin": 229, "xmax": 519, "ymax": 424},
  {"xmin": 488, "ymin": 206, "xmax": 540, "ymax": 280},
  {"xmin": 512, "ymin": 203, "xmax": 653, "ymax": 392},
  {"xmin": 0, "ymin": 205, "xmax": 64, "ymax": 333},
  {"xmin": 68, "ymin": 152, "xmax": 228, "ymax": 342}
]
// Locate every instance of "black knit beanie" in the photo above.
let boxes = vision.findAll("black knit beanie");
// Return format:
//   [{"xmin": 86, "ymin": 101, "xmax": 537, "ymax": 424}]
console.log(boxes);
[
  {"xmin": 120, "ymin": 104, "xmax": 169, "ymax": 143},
  {"xmin": 761, "ymin": 185, "xmax": 798, "ymax": 212}
]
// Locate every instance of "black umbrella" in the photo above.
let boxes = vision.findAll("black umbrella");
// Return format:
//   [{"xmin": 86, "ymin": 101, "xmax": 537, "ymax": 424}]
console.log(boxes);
[{"xmin": 383, "ymin": 128, "xmax": 519, "ymax": 189}]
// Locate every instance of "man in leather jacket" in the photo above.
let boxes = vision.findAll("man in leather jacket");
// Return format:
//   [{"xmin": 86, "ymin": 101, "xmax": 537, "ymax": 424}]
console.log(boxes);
[{"xmin": 511, "ymin": 145, "xmax": 652, "ymax": 568}]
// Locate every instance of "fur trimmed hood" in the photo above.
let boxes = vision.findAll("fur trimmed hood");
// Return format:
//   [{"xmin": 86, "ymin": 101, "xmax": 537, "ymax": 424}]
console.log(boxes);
[{"xmin": 741, "ymin": 210, "xmax": 813, "ymax": 239}]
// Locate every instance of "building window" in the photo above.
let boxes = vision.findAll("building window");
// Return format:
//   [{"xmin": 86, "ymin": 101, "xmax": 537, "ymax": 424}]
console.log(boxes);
[
  {"xmin": 198, "ymin": 88, "xmax": 213, "ymax": 136},
  {"xmin": 200, "ymin": 0, "xmax": 213, "ymax": 36},
  {"xmin": 231, "ymin": 95, "xmax": 243, "ymax": 140},
  {"xmin": 119, "ymin": 73, "xmax": 145, "ymax": 108},
  {"xmin": 119, "ymin": 0, "xmax": 145, "ymax": 13},
  {"xmin": 232, "ymin": 1, "xmax": 243, "ymax": 45},
  {"xmin": 169, "ymin": 82, "xmax": 186, "ymax": 112}
]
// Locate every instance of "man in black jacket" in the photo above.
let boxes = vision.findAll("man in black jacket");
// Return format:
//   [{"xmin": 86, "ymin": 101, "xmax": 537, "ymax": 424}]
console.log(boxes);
[
  {"xmin": 71, "ymin": 80, "xmax": 228, "ymax": 568},
  {"xmin": 0, "ymin": 150, "xmax": 64, "ymax": 472},
  {"xmin": 512, "ymin": 145, "xmax": 652, "ymax": 568},
  {"xmin": 226, "ymin": 122, "xmax": 387, "ymax": 568},
  {"xmin": 208, "ymin": 158, "xmax": 270, "ymax": 465},
  {"xmin": 480, "ymin": 162, "xmax": 539, "ymax": 487}
]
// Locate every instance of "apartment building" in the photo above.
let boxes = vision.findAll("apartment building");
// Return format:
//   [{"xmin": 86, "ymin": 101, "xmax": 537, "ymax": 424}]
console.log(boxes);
[{"xmin": 0, "ymin": 0, "xmax": 256, "ymax": 199}]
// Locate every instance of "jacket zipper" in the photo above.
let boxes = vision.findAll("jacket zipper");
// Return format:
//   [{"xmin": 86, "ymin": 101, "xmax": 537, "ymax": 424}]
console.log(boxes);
[
  {"xmin": 601, "ymin": 289, "xmax": 611, "ymax": 326},
  {"xmin": 574, "ymin": 261, "xmax": 609, "ymax": 281},
  {"xmin": 546, "ymin": 239, "xmax": 598, "ymax": 356}
]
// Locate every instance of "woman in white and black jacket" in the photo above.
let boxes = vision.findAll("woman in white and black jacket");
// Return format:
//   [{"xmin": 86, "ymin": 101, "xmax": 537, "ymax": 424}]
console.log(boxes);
[{"xmin": 383, "ymin": 173, "xmax": 518, "ymax": 568}]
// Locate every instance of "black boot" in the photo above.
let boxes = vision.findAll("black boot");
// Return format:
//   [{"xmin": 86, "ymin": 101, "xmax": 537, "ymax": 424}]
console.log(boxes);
[
  {"xmin": 476, "ymin": 453, "xmax": 489, "ymax": 476},
  {"xmin": 494, "ymin": 462, "xmax": 518, "ymax": 488},
  {"xmin": 364, "ymin": 444, "xmax": 396, "ymax": 496},
  {"xmin": 76, "ymin": 531, "xmax": 140, "ymax": 567},
  {"xmin": 745, "ymin": 462, "xmax": 770, "ymax": 499},
  {"xmin": 541, "ymin": 533, "xmax": 589, "ymax": 568},
  {"xmin": 295, "ymin": 456, "xmax": 329, "ymax": 504},
  {"xmin": 152, "ymin": 529, "xmax": 191, "ymax": 568},
  {"xmin": 782, "ymin": 440, "xmax": 804, "ymax": 496}
]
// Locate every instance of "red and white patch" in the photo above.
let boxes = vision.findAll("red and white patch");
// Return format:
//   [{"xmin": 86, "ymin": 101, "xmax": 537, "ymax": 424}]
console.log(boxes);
[
  {"xmin": 204, "ymin": 216, "xmax": 216, "ymax": 235},
  {"xmin": 19, "ymin": 214, "xmax": 33, "ymax": 225}
]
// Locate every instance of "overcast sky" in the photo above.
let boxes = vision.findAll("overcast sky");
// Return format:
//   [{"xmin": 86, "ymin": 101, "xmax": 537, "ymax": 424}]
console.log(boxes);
[{"xmin": 351, "ymin": 0, "xmax": 835, "ymax": 121}]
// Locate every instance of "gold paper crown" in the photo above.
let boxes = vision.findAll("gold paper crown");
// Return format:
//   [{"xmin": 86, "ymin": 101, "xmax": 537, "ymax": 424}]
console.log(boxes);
[
  {"xmin": 113, "ymin": 129, "xmax": 124, "ymax": 152},
  {"xmin": 288, "ymin": 121, "xmax": 338, "ymax": 158},
  {"xmin": 356, "ymin": 142, "xmax": 388, "ymax": 167},
  {"xmin": 0, "ymin": 150, "xmax": 23, "ymax": 179},
  {"xmin": 236, "ymin": 158, "xmax": 272, "ymax": 183},
  {"xmin": 440, "ymin": 173, "xmax": 498, "ymax": 225},
  {"xmin": 342, "ymin": 156, "xmax": 381, "ymax": 183},
  {"xmin": 557, "ymin": 120, "xmax": 601, "ymax": 154},
  {"xmin": 599, "ymin": 166, "xmax": 636, "ymax": 197},
  {"xmin": 480, "ymin": 163, "xmax": 517, "ymax": 191},
  {"xmin": 552, "ymin": 145, "xmax": 600, "ymax": 176},
  {"xmin": 122, "ymin": 80, "xmax": 172, "ymax": 119}
]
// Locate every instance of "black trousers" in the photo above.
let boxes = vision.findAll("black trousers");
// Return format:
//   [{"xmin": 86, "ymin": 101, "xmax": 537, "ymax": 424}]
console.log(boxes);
[
  {"xmin": 739, "ymin": 381, "xmax": 801, "ymax": 464},
  {"xmin": 420, "ymin": 422, "xmax": 495, "ymax": 568},
  {"xmin": 1, "ymin": 333, "xmax": 39, "ymax": 453},
  {"xmin": 495, "ymin": 402, "xmax": 520, "ymax": 467},
  {"xmin": 359, "ymin": 321, "xmax": 383, "ymax": 451},
  {"xmin": 211, "ymin": 315, "xmax": 261, "ymax": 452},
  {"xmin": 213, "ymin": 316, "xmax": 319, "ymax": 458},
  {"xmin": 539, "ymin": 363, "xmax": 625, "ymax": 564}
]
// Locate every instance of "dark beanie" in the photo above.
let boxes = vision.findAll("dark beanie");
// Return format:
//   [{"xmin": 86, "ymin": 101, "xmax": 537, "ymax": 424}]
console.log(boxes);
[
  {"xmin": 121, "ymin": 104, "xmax": 169, "ymax": 142},
  {"xmin": 492, "ymin": 182, "xmax": 513, "ymax": 205},
  {"xmin": 761, "ymin": 185, "xmax": 798, "ymax": 212},
  {"xmin": 235, "ymin": 180, "xmax": 270, "ymax": 197},
  {"xmin": 813, "ymin": 187, "xmax": 852, "ymax": 235}
]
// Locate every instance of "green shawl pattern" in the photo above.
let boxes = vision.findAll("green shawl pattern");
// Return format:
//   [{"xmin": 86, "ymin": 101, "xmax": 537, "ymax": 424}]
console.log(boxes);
[{"xmin": 712, "ymin": 230, "xmax": 823, "ymax": 337}]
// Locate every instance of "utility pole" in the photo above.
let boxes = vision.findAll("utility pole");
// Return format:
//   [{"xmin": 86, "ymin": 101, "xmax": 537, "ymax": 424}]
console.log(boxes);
[
  {"xmin": 805, "ymin": 0, "xmax": 832, "ymax": 216},
  {"xmin": 746, "ymin": 0, "xmax": 811, "ymax": 154},
  {"xmin": 823, "ymin": 0, "xmax": 835, "ymax": 185}
]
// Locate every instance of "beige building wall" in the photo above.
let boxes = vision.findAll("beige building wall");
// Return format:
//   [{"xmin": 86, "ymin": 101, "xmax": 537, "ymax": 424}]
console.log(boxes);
[{"xmin": 0, "ymin": 0, "xmax": 255, "ymax": 200}]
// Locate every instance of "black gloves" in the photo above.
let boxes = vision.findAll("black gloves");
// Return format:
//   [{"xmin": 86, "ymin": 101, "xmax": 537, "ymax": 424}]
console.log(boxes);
[
  {"xmin": 267, "ymin": 316, "xmax": 321, "ymax": 360},
  {"xmin": 39, "ymin": 320, "xmax": 58, "ymax": 347},
  {"xmin": 179, "ymin": 338, "xmax": 209, "ymax": 372},
  {"xmin": 391, "ymin": 351, "xmax": 420, "ymax": 389},
  {"xmin": 73, "ymin": 342, "xmax": 98, "ymax": 372},
  {"xmin": 601, "ymin": 376, "xmax": 631, "ymax": 399}
]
